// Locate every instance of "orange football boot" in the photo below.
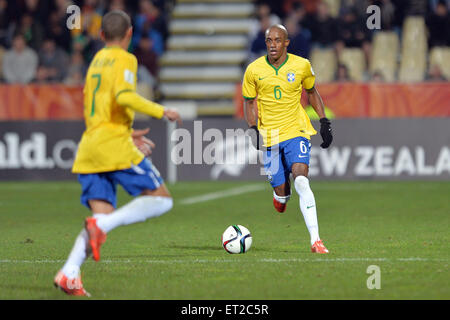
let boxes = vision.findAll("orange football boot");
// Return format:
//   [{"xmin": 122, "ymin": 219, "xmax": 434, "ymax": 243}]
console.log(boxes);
[
  {"xmin": 311, "ymin": 239, "xmax": 329, "ymax": 254},
  {"xmin": 273, "ymin": 197, "xmax": 287, "ymax": 213},
  {"xmin": 53, "ymin": 270, "xmax": 90, "ymax": 297},
  {"xmin": 85, "ymin": 217, "xmax": 106, "ymax": 262}
]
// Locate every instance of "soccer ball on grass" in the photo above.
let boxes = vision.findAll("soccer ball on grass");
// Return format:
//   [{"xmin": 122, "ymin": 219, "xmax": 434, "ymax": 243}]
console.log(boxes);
[{"xmin": 221, "ymin": 225, "xmax": 252, "ymax": 254}]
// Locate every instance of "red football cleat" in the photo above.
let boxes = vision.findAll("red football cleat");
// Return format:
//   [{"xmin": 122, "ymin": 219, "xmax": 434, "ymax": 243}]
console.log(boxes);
[
  {"xmin": 273, "ymin": 197, "xmax": 287, "ymax": 213},
  {"xmin": 311, "ymin": 239, "xmax": 329, "ymax": 254},
  {"xmin": 85, "ymin": 217, "xmax": 107, "ymax": 262},
  {"xmin": 54, "ymin": 270, "xmax": 90, "ymax": 297}
]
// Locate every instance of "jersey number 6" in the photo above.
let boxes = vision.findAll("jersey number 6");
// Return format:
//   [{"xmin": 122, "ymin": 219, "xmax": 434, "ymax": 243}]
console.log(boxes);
[
  {"xmin": 274, "ymin": 85, "xmax": 282, "ymax": 100},
  {"xmin": 300, "ymin": 140, "xmax": 308, "ymax": 154}
]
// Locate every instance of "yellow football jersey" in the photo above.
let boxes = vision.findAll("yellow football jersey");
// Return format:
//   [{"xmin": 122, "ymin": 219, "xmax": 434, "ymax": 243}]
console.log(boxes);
[
  {"xmin": 72, "ymin": 46, "xmax": 162, "ymax": 174},
  {"xmin": 242, "ymin": 53, "xmax": 317, "ymax": 146}
]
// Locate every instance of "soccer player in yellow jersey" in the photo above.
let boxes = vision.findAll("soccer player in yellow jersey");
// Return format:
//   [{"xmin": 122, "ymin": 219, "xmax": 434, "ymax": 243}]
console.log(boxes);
[
  {"xmin": 54, "ymin": 10, "xmax": 181, "ymax": 296},
  {"xmin": 242, "ymin": 25, "xmax": 333, "ymax": 254}
]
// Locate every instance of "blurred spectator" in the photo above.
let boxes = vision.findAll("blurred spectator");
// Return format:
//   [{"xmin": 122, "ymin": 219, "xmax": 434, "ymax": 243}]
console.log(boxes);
[
  {"xmin": 36, "ymin": 38, "xmax": 69, "ymax": 83},
  {"xmin": 109, "ymin": 0, "xmax": 127, "ymax": 11},
  {"xmin": 258, "ymin": 0, "xmax": 287, "ymax": 19},
  {"xmin": 426, "ymin": 64, "xmax": 447, "ymax": 81},
  {"xmin": 46, "ymin": 11, "xmax": 72, "ymax": 53},
  {"xmin": 134, "ymin": 37, "xmax": 159, "ymax": 87},
  {"xmin": 22, "ymin": 0, "xmax": 51, "ymax": 26},
  {"xmin": 335, "ymin": 63, "xmax": 351, "ymax": 82},
  {"xmin": 132, "ymin": 0, "xmax": 165, "ymax": 55},
  {"xmin": 2, "ymin": 33, "xmax": 38, "ymax": 84},
  {"xmin": 303, "ymin": 1, "xmax": 337, "ymax": 48},
  {"xmin": 0, "ymin": 0, "xmax": 13, "ymax": 47},
  {"xmin": 64, "ymin": 51, "xmax": 87, "ymax": 86},
  {"xmin": 426, "ymin": 1, "xmax": 450, "ymax": 47},
  {"xmin": 371, "ymin": 0, "xmax": 396, "ymax": 30},
  {"xmin": 340, "ymin": 0, "xmax": 371, "ymax": 17},
  {"xmin": 285, "ymin": 16, "xmax": 310, "ymax": 58},
  {"xmin": 283, "ymin": 0, "xmax": 305, "ymax": 18},
  {"xmin": 406, "ymin": 0, "xmax": 428, "ymax": 15},
  {"xmin": 249, "ymin": 14, "xmax": 273, "ymax": 63},
  {"xmin": 283, "ymin": 0, "xmax": 320, "ymax": 15},
  {"xmin": 249, "ymin": 2, "xmax": 281, "ymax": 41},
  {"xmin": 335, "ymin": 7, "xmax": 371, "ymax": 63},
  {"xmin": 287, "ymin": 1, "xmax": 307, "ymax": 22},
  {"xmin": 16, "ymin": 13, "xmax": 45, "ymax": 51},
  {"xmin": 371, "ymin": 71, "xmax": 386, "ymax": 82},
  {"xmin": 134, "ymin": 37, "xmax": 159, "ymax": 77},
  {"xmin": 429, "ymin": 0, "xmax": 450, "ymax": 11},
  {"xmin": 71, "ymin": 0, "xmax": 102, "ymax": 41},
  {"xmin": 135, "ymin": 0, "xmax": 169, "ymax": 44}
]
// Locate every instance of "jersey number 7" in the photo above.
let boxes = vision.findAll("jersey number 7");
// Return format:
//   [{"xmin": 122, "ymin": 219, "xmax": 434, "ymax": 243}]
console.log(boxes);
[{"xmin": 90, "ymin": 74, "xmax": 101, "ymax": 116}]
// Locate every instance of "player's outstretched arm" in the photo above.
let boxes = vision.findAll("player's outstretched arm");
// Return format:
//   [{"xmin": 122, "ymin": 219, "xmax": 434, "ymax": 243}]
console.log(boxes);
[
  {"xmin": 116, "ymin": 90, "xmax": 181, "ymax": 124},
  {"xmin": 306, "ymin": 87, "xmax": 333, "ymax": 148}
]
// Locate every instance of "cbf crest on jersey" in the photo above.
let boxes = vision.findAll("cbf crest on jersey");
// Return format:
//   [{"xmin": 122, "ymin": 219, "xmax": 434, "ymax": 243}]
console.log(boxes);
[{"xmin": 287, "ymin": 72, "xmax": 295, "ymax": 83}]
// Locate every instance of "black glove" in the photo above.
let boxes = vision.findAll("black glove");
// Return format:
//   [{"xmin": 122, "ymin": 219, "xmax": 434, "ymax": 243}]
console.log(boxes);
[
  {"xmin": 248, "ymin": 125, "xmax": 263, "ymax": 150},
  {"xmin": 319, "ymin": 117, "xmax": 333, "ymax": 148}
]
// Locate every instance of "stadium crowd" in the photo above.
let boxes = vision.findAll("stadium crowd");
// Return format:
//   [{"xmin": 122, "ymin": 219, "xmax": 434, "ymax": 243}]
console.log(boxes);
[
  {"xmin": 0, "ymin": 0, "xmax": 448, "ymax": 85},
  {"xmin": 250, "ymin": 0, "xmax": 450, "ymax": 81},
  {"xmin": 0, "ymin": 0, "xmax": 173, "ymax": 86}
]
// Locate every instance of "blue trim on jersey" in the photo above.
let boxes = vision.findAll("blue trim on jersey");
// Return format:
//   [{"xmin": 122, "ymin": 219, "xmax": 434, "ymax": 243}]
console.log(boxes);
[{"xmin": 78, "ymin": 158, "xmax": 163, "ymax": 209}]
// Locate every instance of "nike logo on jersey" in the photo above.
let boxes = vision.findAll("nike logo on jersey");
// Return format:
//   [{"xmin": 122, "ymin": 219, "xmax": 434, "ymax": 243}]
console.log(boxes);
[
  {"xmin": 259, "ymin": 75, "xmax": 269, "ymax": 80},
  {"xmin": 298, "ymin": 155, "xmax": 308, "ymax": 158},
  {"xmin": 307, "ymin": 205, "xmax": 315, "ymax": 209}
]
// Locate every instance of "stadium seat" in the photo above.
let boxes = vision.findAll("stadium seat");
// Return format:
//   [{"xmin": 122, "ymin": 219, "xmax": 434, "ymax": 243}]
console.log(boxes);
[
  {"xmin": 338, "ymin": 48, "xmax": 366, "ymax": 81},
  {"xmin": 399, "ymin": 16, "xmax": 427, "ymax": 82},
  {"xmin": 369, "ymin": 32, "xmax": 399, "ymax": 82},
  {"xmin": 429, "ymin": 46, "xmax": 450, "ymax": 80},
  {"xmin": 322, "ymin": 0, "xmax": 341, "ymax": 17},
  {"xmin": 310, "ymin": 48, "xmax": 337, "ymax": 83}
]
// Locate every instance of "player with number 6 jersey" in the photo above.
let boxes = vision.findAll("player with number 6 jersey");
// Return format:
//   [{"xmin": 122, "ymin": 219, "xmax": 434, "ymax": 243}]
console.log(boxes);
[{"xmin": 243, "ymin": 24, "xmax": 333, "ymax": 254}]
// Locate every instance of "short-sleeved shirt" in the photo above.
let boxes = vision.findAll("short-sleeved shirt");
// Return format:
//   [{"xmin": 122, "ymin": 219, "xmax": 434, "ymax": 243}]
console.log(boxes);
[
  {"xmin": 72, "ymin": 46, "xmax": 144, "ymax": 174},
  {"xmin": 242, "ymin": 53, "xmax": 317, "ymax": 147}
]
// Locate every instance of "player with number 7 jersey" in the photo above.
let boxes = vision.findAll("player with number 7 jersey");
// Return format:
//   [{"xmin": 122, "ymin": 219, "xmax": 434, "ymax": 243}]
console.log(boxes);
[
  {"xmin": 242, "ymin": 24, "xmax": 333, "ymax": 254},
  {"xmin": 73, "ymin": 42, "xmax": 161, "ymax": 173},
  {"xmin": 54, "ymin": 10, "xmax": 181, "ymax": 297}
]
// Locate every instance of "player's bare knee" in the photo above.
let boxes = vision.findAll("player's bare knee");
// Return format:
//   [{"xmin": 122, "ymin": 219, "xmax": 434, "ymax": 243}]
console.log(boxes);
[
  {"xmin": 141, "ymin": 184, "xmax": 171, "ymax": 197},
  {"xmin": 292, "ymin": 163, "xmax": 309, "ymax": 179}
]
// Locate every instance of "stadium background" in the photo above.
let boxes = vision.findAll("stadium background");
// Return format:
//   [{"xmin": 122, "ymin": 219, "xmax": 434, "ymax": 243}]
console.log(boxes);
[{"xmin": 0, "ymin": 0, "xmax": 449, "ymax": 182}]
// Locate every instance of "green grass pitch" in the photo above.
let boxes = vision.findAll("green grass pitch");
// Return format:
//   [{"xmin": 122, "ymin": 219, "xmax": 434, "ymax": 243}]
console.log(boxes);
[{"xmin": 0, "ymin": 180, "xmax": 448, "ymax": 299}]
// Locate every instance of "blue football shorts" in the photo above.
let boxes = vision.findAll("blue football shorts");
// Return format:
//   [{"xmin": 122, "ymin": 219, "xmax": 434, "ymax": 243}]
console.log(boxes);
[
  {"xmin": 78, "ymin": 158, "xmax": 164, "ymax": 209},
  {"xmin": 263, "ymin": 136, "xmax": 311, "ymax": 188}
]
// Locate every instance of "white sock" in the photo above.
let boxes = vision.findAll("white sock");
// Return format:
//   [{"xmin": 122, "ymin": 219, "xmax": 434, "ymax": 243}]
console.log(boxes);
[
  {"xmin": 294, "ymin": 176, "xmax": 320, "ymax": 245},
  {"xmin": 61, "ymin": 229, "xmax": 90, "ymax": 279},
  {"xmin": 273, "ymin": 191, "xmax": 291, "ymax": 204},
  {"xmin": 95, "ymin": 196, "xmax": 173, "ymax": 234}
]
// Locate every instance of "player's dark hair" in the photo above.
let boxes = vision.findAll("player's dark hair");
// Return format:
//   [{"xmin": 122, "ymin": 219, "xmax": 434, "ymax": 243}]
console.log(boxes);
[{"xmin": 101, "ymin": 10, "xmax": 131, "ymax": 41}]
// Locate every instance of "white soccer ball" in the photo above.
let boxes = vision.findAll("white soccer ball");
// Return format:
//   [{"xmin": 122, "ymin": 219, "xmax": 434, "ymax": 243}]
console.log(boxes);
[{"xmin": 221, "ymin": 225, "xmax": 252, "ymax": 254}]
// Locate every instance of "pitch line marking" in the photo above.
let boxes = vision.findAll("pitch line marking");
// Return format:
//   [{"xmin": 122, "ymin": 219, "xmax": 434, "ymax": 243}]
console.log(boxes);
[
  {"xmin": 0, "ymin": 257, "xmax": 447, "ymax": 264},
  {"xmin": 178, "ymin": 184, "xmax": 265, "ymax": 205}
]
